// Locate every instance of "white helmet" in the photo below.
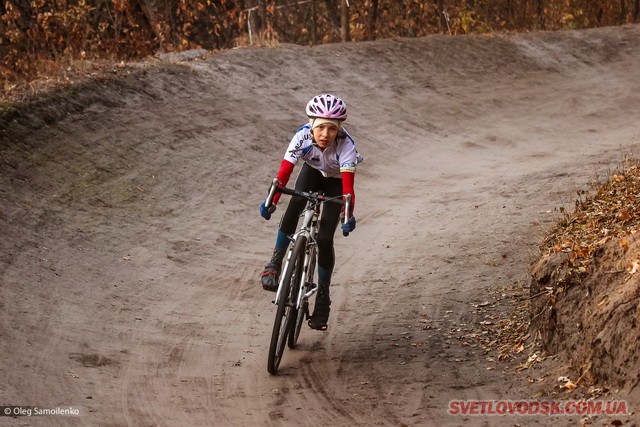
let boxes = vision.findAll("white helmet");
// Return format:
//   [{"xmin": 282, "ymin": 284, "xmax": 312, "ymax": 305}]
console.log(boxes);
[{"xmin": 305, "ymin": 94, "xmax": 348, "ymax": 120}]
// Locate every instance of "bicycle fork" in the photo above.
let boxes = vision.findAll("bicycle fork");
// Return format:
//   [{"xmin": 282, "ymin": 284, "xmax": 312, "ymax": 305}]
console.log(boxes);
[
  {"xmin": 274, "ymin": 246, "xmax": 297, "ymax": 306},
  {"xmin": 297, "ymin": 241, "xmax": 317, "ymax": 309},
  {"xmin": 273, "ymin": 208, "xmax": 317, "ymax": 310}
]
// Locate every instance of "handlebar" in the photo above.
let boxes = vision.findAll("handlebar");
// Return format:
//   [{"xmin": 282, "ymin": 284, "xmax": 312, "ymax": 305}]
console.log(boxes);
[{"xmin": 265, "ymin": 178, "xmax": 352, "ymax": 236}]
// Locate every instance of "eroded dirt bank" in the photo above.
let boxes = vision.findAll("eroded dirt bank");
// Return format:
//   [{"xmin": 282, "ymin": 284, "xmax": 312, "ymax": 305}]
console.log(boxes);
[{"xmin": 2, "ymin": 25, "xmax": 640, "ymax": 426}]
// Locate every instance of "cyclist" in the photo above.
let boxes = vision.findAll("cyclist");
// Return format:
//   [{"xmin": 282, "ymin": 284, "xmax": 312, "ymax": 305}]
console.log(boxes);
[{"xmin": 259, "ymin": 93, "xmax": 359, "ymax": 331}]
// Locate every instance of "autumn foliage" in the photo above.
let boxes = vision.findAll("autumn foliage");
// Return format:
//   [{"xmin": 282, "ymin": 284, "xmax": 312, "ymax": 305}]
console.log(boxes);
[{"xmin": 1, "ymin": 0, "xmax": 639, "ymax": 85}]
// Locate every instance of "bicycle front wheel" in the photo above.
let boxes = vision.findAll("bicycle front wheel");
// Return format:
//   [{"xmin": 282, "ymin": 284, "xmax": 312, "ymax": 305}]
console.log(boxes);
[
  {"xmin": 267, "ymin": 236, "xmax": 307, "ymax": 374},
  {"xmin": 288, "ymin": 243, "xmax": 314, "ymax": 349}
]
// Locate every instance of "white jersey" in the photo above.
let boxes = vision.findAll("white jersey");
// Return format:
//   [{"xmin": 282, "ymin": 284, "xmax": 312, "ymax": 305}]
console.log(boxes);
[{"xmin": 283, "ymin": 124, "xmax": 360, "ymax": 178}]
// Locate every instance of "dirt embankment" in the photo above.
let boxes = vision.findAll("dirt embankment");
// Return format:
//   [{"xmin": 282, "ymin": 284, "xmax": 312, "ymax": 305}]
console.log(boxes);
[
  {"xmin": 2, "ymin": 25, "xmax": 640, "ymax": 426},
  {"xmin": 530, "ymin": 163, "xmax": 640, "ymax": 397},
  {"xmin": 531, "ymin": 237, "xmax": 640, "ymax": 391}
]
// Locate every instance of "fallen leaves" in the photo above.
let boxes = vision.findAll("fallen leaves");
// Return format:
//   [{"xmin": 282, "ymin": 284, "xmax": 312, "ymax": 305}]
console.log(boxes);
[
  {"xmin": 557, "ymin": 375, "xmax": 578, "ymax": 391},
  {"xmin": 620, "ymin": 238, "xmax": 629, "ymax": 251},
  {"xmin": 515, "ymin": 352, "xmax": 546, "ymax": 372},
  {"xmin": 542, "ymin": 162, "xmax": 640, "ymax": 272}
]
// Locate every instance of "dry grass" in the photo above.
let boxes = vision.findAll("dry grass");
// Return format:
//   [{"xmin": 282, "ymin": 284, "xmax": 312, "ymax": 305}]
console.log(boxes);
[
  {"xmin": 0, "ymin": 35, "xmax": 282, "ymax": 107},
  {"xmin": 1, "ymin": 58, "xmax": 133, "ymax": 106}
]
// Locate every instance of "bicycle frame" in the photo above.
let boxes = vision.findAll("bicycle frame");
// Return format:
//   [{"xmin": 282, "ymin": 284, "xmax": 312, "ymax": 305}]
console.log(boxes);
[
  {"xmin": 264, "ymin": 178, "xmax": 351, "ymax": 309},
  {"xmin": 264, "ymin": 177, "xmax": 351, "ymax": 373},
  {"xmin": 274, "ymin": 198, "xmax": 317, "ymax": 308}
]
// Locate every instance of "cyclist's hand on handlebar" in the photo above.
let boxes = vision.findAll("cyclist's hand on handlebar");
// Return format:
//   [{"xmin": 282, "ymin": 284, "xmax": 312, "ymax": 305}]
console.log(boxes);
[
  {"xmin": 341, "ymin": 216, "xmax": 356, "ymax": 233},
  {"xmin": 259, "ymin": 201, "xmax": 276, "ymax": 220}
]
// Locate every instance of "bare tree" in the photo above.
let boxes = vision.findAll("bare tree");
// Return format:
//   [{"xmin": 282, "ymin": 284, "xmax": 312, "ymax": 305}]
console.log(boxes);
[
  {"xmin": 619, "ymin": 0, "xmax": 628, "ymax": 23},
  {"xmin": 324, "ymin": 0, "xmax": 341, "ymax": 41},
  {"xmin": 536, "ymin": 0, "xmax": 545, "ymax": 29},
  {"xmin": 260, "ymin": 0, "xmax": 267, "ymax": 34},
  {"xmin": 436, "ymin": 0, "xmax": 449, "ymax": 34},
  {"xmin": 522, "ymin": 0, "xmax": 529, "ymax": 27},
  {"xmin": 311, "ymin": 0, "xmax": 317, "ymax": 45},
  {"xmin": 340, "ymin": 0, "xmax": 350, "ymax": 42},
  {"xmin": 368, "ymin": 0, "xmax": 379, "ymax": 40}
]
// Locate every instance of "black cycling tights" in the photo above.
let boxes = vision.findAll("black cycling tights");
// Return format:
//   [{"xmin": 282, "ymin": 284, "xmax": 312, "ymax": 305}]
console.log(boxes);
[{"xmin": 279, "ymin": 163, "xmax": 342, "ymax": 273}]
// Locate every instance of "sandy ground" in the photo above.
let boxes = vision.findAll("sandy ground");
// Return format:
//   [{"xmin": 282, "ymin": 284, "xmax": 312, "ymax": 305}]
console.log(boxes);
[{"xmin": 2, "ymin": 25, "xmax": 640, "ymax": 426}]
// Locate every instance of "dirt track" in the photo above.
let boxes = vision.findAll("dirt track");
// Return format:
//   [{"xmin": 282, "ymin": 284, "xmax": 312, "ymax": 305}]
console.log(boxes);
[{"xmin": 2, "ymin": 25, "xmax": 640, "ymax": 426}]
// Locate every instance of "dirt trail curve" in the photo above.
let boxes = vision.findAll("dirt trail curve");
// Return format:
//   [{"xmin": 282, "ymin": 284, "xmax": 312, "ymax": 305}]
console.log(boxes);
[{"xmin": 2, "ymin": 25, "xmax": 640, "ymax": 426}]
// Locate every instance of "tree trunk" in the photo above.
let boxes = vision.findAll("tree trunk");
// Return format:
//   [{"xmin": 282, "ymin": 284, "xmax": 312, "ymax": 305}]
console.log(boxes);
[
  {"xmin": 634, "ymin": 0, "xmax": 640, "ymax": 22},
  {"xmin": 436, "ymin": 0, "xmax": 449, "ymax": 34},
  {"xmin": 368, "ymin": 0, "xmax": 379, "ymax": 41},
  {"xmin": 620, "ymin": 0, "xmax": 628, "ymax": 23},
  {"xmin": 506, "ymin": 0, "xmax": 515, "ymax": 28},
  {"xmin": 596, "ymin": 6, "xmax": 604, "ymax": 25},
  {"xmin": 340, "ymin": 0, "xmax": 350, "ymax": 42},
  {"xmin": 259, "ymin": 0, "xmax": 267, "ymax": 34},
  {"xmin": 324, "ymin": 0, "xmax": 340, "ymax": 42},
  {"xmin": 248, "ymin": 6, "xmax": 259, "ymax": 44},
  {"xmin": 135, "ymin": 0, "xmax": 162, "ymax": 49},
  {"xmin": 311, "ymin": 0, "xmax": 317, "ymax": 45},
  {"xmin": 536, "ymin": 0, "xmax": 545, "ymax": 29}
]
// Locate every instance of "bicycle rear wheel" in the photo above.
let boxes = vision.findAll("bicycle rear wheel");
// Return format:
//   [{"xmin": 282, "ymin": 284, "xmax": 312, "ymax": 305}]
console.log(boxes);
[
  {"xmin": 288, "ymin": 244, "xmax": 315, "ymax": 348},
  {"xmin": 267, "ymin": 236, "xmax": 306, "ymax": 374}
]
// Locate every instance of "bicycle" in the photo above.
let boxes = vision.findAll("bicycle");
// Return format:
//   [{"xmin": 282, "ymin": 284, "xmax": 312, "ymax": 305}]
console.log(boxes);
[{"xmin": 263, "ymin": 178, "xmax": 352, "ymax": 375}]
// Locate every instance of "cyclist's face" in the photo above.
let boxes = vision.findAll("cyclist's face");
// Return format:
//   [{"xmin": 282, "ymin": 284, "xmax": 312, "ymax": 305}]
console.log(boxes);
[{"xmin": 313, "ymin": 123, "xmax": 339, "ymax": 150}]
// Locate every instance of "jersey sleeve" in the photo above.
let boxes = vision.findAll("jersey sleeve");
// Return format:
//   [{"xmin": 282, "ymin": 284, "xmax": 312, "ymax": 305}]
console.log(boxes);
[
  {"xmin": 272, "ymin": 160, "xmax": 295, "ymax": 205},
  {"xmin": 283, "ymin": 126, "xmax": 310, "ymax": 166},
  {"xmin": 341, "ymin": 171, "xmax": 355, "ymax": 216},
  {"xmin": 338, "ymin": 134, "xmax": 358, "ymax": 174}
]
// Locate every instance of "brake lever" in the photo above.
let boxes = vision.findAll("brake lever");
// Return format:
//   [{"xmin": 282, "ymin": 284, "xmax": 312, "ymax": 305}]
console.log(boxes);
[
  {"xmin": 265, "ymin": 178, "xmax": 280, "ymax": 208},
  {"xmin": 342, "ymin": 194, "xmax": 352, "ymax": 237}
]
